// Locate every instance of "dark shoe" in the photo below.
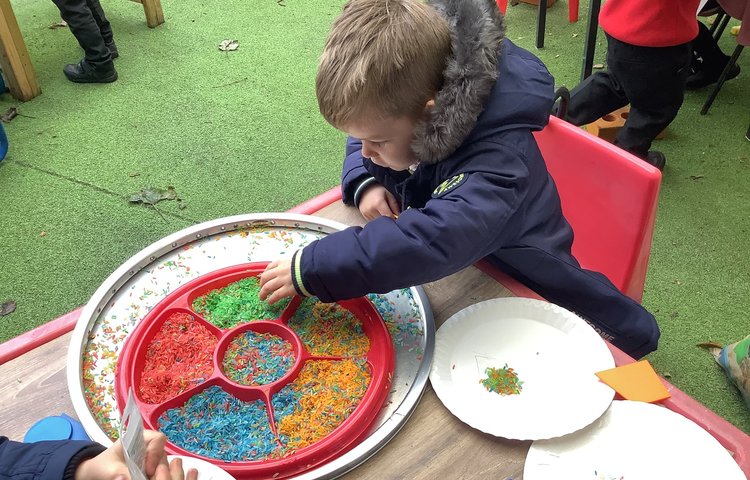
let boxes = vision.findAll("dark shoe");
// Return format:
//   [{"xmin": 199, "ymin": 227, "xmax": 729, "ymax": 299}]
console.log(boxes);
[
  {"xmin": 686, "ymin": 63, "xmax": 740, "ymax": 90},
  {"xmin": 646, "ymin": 151, "xmax": 666, "ymax": 171},
  {"xmin": 63, "ymin": 60, "xmax": 117, "ymax": 83},
  {"xmin": 105, "ymin": 41, "xmax": 119, "ymax": 60}
]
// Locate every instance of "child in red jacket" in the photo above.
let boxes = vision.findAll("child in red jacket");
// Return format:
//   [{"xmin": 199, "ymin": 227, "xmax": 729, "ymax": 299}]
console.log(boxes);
[{"xmin": 565, "ymin": 0, "xmax": 702, "ymax": 170}]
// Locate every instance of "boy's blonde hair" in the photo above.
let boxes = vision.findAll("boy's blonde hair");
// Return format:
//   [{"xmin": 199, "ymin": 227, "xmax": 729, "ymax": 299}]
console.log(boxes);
[{"xmin": 316, "ymin": 0, "xmax": 452, "ymax": 128}]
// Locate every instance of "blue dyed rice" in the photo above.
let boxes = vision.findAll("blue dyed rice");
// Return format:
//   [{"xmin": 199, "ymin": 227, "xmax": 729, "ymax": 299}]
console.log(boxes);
[{"xmin": 159, "ymin": 386, "xmax": 280, "ymax": 461}]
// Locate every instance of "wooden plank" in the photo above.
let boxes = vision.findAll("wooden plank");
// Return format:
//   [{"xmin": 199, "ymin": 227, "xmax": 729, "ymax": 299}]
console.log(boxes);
[
  {"xmin": 345, "ymin": 387, "xmax": 528, "ymax": 479},
  {"xmin": 0, "ymin": 0, "xmax": 41, "ymax": 101},
  {"xmin": 0, "ymin": 332, "xmax": 74, "ymax": 441}
]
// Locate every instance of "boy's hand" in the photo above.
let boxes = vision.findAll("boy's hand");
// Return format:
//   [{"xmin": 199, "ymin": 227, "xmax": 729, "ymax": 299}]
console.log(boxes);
[
  {"xmin": 359, "ymin": 185, "xmax": 400, "ymax": 221},
  {"xmin": 259, "ymin": 259, "xmax": 296, "ymax": 305},
  {"xmin": 74, "ymin": 430, "xmax": 198, "ymax": 480}
]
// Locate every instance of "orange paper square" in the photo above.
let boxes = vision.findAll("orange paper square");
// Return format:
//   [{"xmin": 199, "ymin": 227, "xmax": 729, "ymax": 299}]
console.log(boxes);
[{"xmin": 595, "ymin": 360, "xmax": 671, "ymax": 403}]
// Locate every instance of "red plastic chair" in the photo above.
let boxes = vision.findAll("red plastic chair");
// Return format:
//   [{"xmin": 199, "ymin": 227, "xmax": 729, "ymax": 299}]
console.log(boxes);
[
  {"xmin": 532, "ymin": 116, "xmax": 662, "ymax": 303},
  {"xmin": 496, "ymin": 0, "xmax": 579, "ymax": 23}
]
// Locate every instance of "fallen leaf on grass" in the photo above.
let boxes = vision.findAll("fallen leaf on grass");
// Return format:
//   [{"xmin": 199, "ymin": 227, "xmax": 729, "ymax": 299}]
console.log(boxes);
[
  {"xmin": 1, "ymin": 300, "xmax": 16, "ymax": 316},
  {"xmin": 1, "ymin": 107, "xmax": 34, "ymax": 122},
  {"xmin": 218, "ymin": 39, "xmax": 239, "ymax": 52},
  {"xmin": 128, "ymin": 185, "xmax": 187, "ymax": 218},
  {"xmin": 1, "ymin": 107, "xmax": 18, "ymax": 123},
  {"xmin": 572, "ymin": 33, "xmax": 579, "ymax": 38},
  {"xmin": 593, "ymin": 63, "xmax": 604, "ymax": 69},
  {"xmin": 690, "ymin": 174, "xmax": 705, "ymax": 180},
  {"xmin": 128, "ymin": 185, "xmax": 177, "ymax": 205},
  {"xmin": 48, "ymin": 20, "xmax": 68, "ymax": 29},
  {"xmin": 697, "ymin": 341, "xmax": 723, "ymax": 354},
  {"xmin": 40, "ymin": 231, "xmax": 47, "ymax": 237},
  {"xmin": 129, "ymin": 172, "xmax": 141, "ymax": 177}
]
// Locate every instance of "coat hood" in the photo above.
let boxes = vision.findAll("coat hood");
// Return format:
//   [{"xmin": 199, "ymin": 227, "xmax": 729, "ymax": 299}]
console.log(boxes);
[{"xmin": 413, "ymin": 0, "xmax": 553, "ymax": 164}]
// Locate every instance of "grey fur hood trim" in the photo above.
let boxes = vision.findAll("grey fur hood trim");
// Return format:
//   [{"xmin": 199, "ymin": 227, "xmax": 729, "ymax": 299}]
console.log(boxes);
[{"xmin": 412, "ymin": 0, "xmax": 505, "ymax": 164}]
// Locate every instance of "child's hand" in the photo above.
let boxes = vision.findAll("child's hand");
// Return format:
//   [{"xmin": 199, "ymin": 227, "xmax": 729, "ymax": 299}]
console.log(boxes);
[
  {"xmin": 74, "ymin": 430, "xmax": 197, "ymax": 480},
  {"xmin": 259, "ymin": 259, "xmax": 296, "ymax": 305},
  {"xmin": 358, "ymin": 185, "xmax": 400, "ymax": 221}
]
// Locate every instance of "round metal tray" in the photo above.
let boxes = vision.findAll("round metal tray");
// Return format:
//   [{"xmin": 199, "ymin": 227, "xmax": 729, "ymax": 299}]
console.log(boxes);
[{"xmin": 67, "ymin": 213, "xmax": 435, "ymax": 479}]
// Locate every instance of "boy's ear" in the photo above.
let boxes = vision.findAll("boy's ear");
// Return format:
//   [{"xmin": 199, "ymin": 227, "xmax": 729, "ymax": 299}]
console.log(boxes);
[{"xmin": 422, "ymin": 98, "xmax": 436, "ymax": 120}]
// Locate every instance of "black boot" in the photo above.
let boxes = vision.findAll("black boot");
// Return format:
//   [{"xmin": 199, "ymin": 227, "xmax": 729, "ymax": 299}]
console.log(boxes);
[
  {"xmin": 105, "ymin": 41, "xmax": 119, "ymax": 59},
  {"xmin": 63, "ymin": 59, "xmax": 117, "ymax": 83},
  {"xmin": 686, "ymin": 63, "xmax": 740, "ymax": 89},
  {"xmin": 646, "ymin": 151, "xmax": 666, "ymax": 171}
]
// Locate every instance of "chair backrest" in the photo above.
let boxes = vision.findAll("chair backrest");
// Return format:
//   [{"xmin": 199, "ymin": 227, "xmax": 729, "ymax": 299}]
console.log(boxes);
[{"xmin": 532, "ymin": 116, "xmax": 662, "ymax": 303}]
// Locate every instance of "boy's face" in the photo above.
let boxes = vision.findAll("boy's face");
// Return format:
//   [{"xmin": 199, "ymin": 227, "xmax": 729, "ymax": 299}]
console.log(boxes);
[{"xmin": 342, "ymin": 115, "xmax": 420, "ymax": 171}]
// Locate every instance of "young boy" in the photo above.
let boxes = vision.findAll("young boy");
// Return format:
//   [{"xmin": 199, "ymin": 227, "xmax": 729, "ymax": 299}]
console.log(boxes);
[{"xmin": 260, "ymin": 0, "xmax": 660, "ymax": 359}]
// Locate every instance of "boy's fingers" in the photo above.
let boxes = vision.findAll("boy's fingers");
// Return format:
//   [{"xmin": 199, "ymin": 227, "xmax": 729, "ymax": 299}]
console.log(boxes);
[
  {"xmin": 386, "ymin": 192, "xmax": 400, "ymax": 214},
  {"xmin": 186, "ymin": 468, "xmax": 199, "ymax": 480},
  {"xmin": 153, "ymin": 461, "xmax": 172, "ymax": 480},
  {"xmin": 168, "ymin": 458, "xmax": 184, "ymax": 480},
  {"xmin": 361, "ymin": 207, "xmax": 376, "ymax": 221},
  {"xmin": 267, "ymin": 285, "xmax": 293, "ymax": 305},
  {"xmin": 143, "ymin": 432, "xmax": 168, "ymax": 475},
  {"xmin": 258, "ymin": 277, "xmax": 276, "ymax": 300}
]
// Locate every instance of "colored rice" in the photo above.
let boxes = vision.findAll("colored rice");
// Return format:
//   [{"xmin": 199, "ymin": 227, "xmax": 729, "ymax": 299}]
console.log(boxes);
[
  {"xmin": 287, "ymin": 298, "xmax": 370, "ymax": 356},
  {"xmin": 480, "ymin": 364, "xmax": 523, "ymax": 395},
  {"xmin": 192, "ymin": 277, "xmax": 288, "ymax": 328},
  {"xmin": 139, "ymin": 312, "xmax": 217, "ymax": 404},
  {"xmin": 159, "ymin": 385, "xmax": 280, "ymax": 461},
  {"xmin": 222, "ymin": 331, "xmax": 295, "ymax": 385},
  {"xmin": 273, "ymin": 359, "xmax": 371, "ymax": 451}
]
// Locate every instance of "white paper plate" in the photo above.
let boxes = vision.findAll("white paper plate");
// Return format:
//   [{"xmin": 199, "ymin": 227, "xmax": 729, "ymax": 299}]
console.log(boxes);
[
  {"xmin": 430, "ymin": 298, "xmax": 615, "ymax": 440},
  {"xmin": 524, "ymin": 400, "xmax": 746, "ymax": 479},
  {"xmin": 168, "ymin": 455, "xmax": 236, "ymax": 480}
]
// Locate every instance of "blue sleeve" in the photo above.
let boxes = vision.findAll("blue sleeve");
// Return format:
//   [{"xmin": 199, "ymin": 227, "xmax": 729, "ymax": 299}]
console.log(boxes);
[
  {"xmin": 0, "ymin": 437, "xmax": 105, "ymax": 480},
  {"xmin": 298, "ymin": 142, "xmax": 529, "ymax": 302},
  {"xmin": 341, "ymin": 137, "xmax": 375, "ymax": 206}
]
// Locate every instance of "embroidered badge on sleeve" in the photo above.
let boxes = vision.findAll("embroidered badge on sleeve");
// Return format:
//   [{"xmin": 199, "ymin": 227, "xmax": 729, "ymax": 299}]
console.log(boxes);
[{"xmin": 432, "ymin": 173, "xmax": 468, "ymax": 198}]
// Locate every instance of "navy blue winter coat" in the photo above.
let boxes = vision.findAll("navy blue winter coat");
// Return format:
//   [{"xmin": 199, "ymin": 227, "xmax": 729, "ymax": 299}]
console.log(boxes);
[
  {"xmin": 0, "ymin": 437, "xmax": 104, "ymax": 480},
  {"xmin": 293, "ymin": 0, "xmax": 659, "ymax": 358}
]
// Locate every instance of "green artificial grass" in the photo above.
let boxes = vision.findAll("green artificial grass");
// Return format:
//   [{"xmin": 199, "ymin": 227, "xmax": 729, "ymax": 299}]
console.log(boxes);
[{"xmin": 0, "ymin": 0, "xmax": 748, "ymax": 434}]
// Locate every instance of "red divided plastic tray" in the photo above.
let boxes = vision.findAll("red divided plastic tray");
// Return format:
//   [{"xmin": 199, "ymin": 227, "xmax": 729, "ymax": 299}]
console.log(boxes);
[{"xmin": 115, "ymin": 262, "xmax": 394, "ymax": 479}]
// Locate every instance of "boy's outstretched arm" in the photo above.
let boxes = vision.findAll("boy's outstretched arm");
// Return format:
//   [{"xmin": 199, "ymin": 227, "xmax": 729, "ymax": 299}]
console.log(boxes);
[{"xmin": 276, "ymin": 145, "xmax": 531, "ymax": 303}]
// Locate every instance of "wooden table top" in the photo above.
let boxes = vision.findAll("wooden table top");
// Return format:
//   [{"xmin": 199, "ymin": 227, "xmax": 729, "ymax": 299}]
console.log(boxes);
[{"xmin": 0, "ymin": 201, "xmax": 530, "ymax": 479}]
